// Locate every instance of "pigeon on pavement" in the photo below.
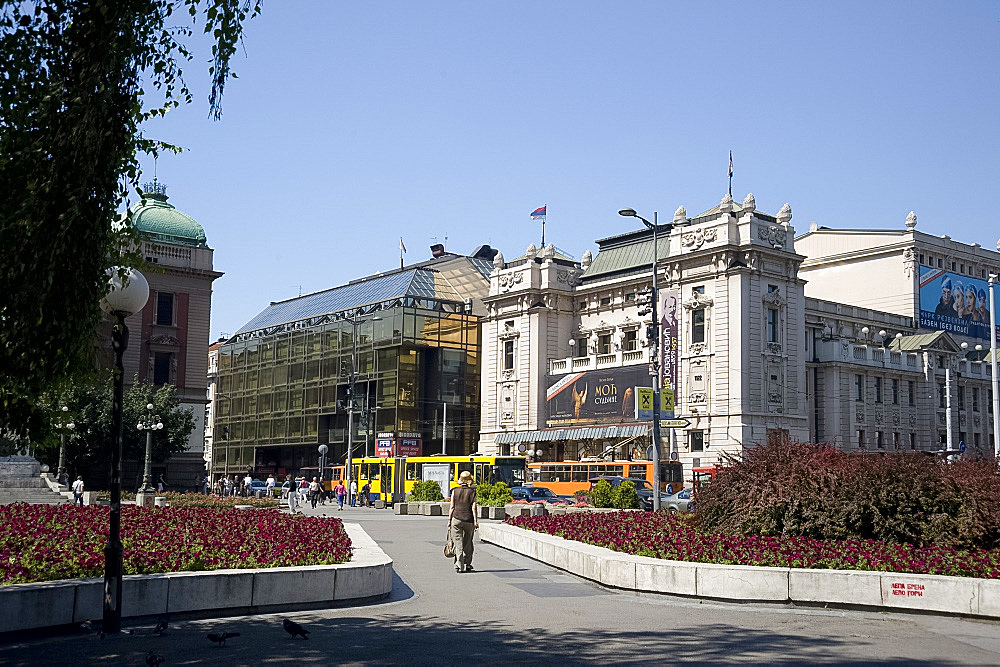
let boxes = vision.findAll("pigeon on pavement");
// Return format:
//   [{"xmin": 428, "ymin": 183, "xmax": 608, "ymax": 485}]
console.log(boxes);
[
  {"xmin": 153, "ymin": 616, "xmax": 168, "ymax": 636},
  {"xmin": 283, "ymin": 618, "xmax": 310, "ymax": 639},
  {"xmin": 207, "ymin": 631, "xmax": 240, "ymax": 646}
]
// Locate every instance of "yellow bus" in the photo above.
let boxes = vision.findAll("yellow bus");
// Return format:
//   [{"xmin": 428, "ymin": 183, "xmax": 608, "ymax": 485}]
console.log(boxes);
[
  {"xmin": 527, "ymin": 460, "xmax": 685, "ymax": 497},
  {"xmin": 350, "ymin": 455, "xmax": 527, "ymax": 504}
]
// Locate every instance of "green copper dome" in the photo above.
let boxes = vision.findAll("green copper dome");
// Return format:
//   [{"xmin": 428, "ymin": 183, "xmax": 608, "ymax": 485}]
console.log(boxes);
[{"xmin": 129, "ymin": 181, "xmax": 207, "ymax": 246}]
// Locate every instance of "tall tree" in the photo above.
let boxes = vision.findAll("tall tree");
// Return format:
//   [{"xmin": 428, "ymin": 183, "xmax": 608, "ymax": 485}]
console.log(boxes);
[
  {"xmin": 0, "ymin": 0, "xmax": 261, "ymax": 436},
  {"xmin": 35, "ymin": 377, "xmax": 196, "ymax": 489}
]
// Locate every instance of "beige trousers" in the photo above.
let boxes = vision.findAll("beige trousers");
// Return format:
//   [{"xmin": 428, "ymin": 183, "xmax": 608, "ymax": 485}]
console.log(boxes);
[{"xmin": 451, "ymin": 518, "xmax": 475, "ymax": 568}]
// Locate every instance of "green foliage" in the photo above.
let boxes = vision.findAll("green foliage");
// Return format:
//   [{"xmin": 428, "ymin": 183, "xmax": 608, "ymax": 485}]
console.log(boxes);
[
  {"xmin": 476, "ymin": 482, "xmax": 493, "ymax": 505},
  {"xmin": 612, "ymin": 480, "xmax": 641, "ymax": 509},
  {"xmin": 408, "ymin": 480, "xmax": 444, "ymax": 502},
  {"xmin": 490, "ymin": 482, "xmax": 512, "ymax": 507},
  {"xmin": 590, "ymin": 480, "xmax": 614, "ymax": 508},
  {"xmin": 695, "ymin": 439, "xmax": 1000, "ymax": 550},
  {"xmin": 573, "ymin": 489, "xmax": 591, "ymax": 504},
  {"xmin": 35, "ymin": 376, "xmax": 195, "ymax": 489},
  {"xmin": 0, "ymin": 1, "xmax": 261, "ymax": 436}
]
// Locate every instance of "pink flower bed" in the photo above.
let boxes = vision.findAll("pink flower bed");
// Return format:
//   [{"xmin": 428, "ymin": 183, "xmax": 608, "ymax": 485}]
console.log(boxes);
[
  {"xmin": 508, "ymin": 512, "xmax": 1000, "ymax": 579},
  {"xmin": 0, "ymin": 504, "xmax": 351, "ymax": 585}
]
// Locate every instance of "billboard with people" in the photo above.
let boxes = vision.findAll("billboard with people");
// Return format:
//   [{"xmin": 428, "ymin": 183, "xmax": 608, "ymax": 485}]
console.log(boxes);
[
  {"xmin": 918, "ymin": 265, "xmax": 997, "ymax": 340},
  {"xmin": 546, "ymin": 366, "xmax": 650, "ymax": 425}
]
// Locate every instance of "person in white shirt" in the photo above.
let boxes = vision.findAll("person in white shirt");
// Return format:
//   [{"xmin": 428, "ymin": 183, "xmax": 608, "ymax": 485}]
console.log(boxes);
[
  {"xmin": 265, "ymin": 474, "xmax": 276, "ymax": 496},
  {"xmin": 243, "ymin": 474, "xmax": 253, "ymax": 497},
  {"xmin": 349, "ymin": 479, "xmax": 358, "ymax": 507},
  {"xmin": 71, "ymin": 476, "xmax": 84, "ymax": 506}
]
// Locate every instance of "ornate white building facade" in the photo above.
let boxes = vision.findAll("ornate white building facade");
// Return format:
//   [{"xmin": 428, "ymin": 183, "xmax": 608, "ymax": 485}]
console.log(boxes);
[{"xmin": 478, "ymin": 193, "xmax": 810, "ymax": 471}]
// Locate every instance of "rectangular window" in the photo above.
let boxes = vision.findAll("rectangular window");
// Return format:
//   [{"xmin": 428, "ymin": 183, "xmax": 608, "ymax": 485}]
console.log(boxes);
[
  {"xmin": 908, "ymin": 380, "xmax": 916, "ymax": 406},
  {"xmin": 893, "ymin": 432, "xmax": 900, "ymax": 450},
  {"xmin": 919, "ymin": 254, "xmax": 924, "ymax": 264},
  {"xmin": 600, "ymin": 296, "xmax": 611, "ymax": 307},
  {"xmin": 892, "ymin": 378, "xmax": 899, "ymax": 404},
  {"xmin": 975, "ymin": 432, "xmax": 981, "ymax": 448},
  {"xmin": 153, "ymin": 352, "xmax": 171, "ymax": 385},
  {"xmin": 623, "ymin": 330, "xmax": 637, "ymax": 351},
  {"xmin": 938, "ymin": 258, "xmax": 943, "ymax": 268},
  {"xmin": 155, "ymin": 292, "xmax": 174, "ymax": 326},
  {"xmin": 960, "ymin": 431, "xmax": 967, "ymax": 447},
  {"xmin": 692, "ymin": 309, "xmax": 706, "ymax": 344},
  {"xmin": 939, "ymin": 383, "xmax": 946, "ymax": 409},
  {"xmin": 876, "ymin": 431, "xmax": 884, "ymax": 449},
  {"xmin": 598, "ymin": 333, "xmax": 612, "ymax": 355},
  {"xmin": 958, "ymin": 387, "xmax": 965, "ymax": 411},
  {"xmin": 767, "ymin": 308, "xmax": 779, "ymax": 343},
  {"xmin": 689, "ymin": 430, "xmax": 704, "ymax": 452},
  {"xmin": 857, "ymin": 429, "xmax": 865, "ymax": 448},
  {"xmin": 856, "ymin": 375, "xmax": 864, "ymax": 401},
  {"xmin": 693, "ymin": 286, "xmax": 705, "ymax": 295},
  {"xmin": 578, "ymin": 301, "xmax": 587, "ymax": 311},
  {"xmin": 973, "ymin": 387, "xmax": 980, "ymax": 412},
  {"xmin": 625, "ymin": 293, "xmax": 636, "ymax": 303},
  {"xmin": 910, "ymin": 433, "xmax": 917, "ymax": 450},
  {"xmin": 503, "ymin": 340, "xmax": 514, "ymax": 370},
  {"xmin": 874, "ymin": 377, "xmax": 882, "ymax": 403}
]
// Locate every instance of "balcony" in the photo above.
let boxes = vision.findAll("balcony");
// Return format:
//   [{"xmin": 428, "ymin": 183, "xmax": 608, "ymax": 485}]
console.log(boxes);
[
  {"xmin": 549, "ymin": 349, "xmax": 648, "ymax": 375},
  {"xmin": 814, "ymin": 340, "xmax": 921, "ymax": 373}
]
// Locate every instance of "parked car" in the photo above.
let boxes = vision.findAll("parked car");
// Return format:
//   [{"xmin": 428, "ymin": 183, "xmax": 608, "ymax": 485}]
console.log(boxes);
[
  {"xmin": 588, "ymin": 476, "xmax": 672, "ymax": 511},
  {"xmin": 663, "ymin": 488, "xmax": 694, "ymax": 514},
  {"xmin": 511, "ymin": 485, "xmax": 570, "ymax": 504}
]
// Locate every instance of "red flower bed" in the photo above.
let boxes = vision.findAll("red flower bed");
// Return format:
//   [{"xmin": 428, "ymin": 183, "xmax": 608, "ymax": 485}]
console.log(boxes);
[
  {"xmin": 0, "ymin": 504, "xmax": 351, "ymax": 585},
  {"xmin": 508, "ymin": 512, "xmax": 1000, "ymax": 579}
]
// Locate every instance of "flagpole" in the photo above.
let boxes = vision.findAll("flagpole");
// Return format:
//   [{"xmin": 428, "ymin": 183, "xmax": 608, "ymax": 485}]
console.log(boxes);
[
  {"xmin": 541, "ymin": 209, "xmax": 546, "ymax": 247},
  {"xmin": 728, "ymin": 151, "xmax": 733, "ymax": 197}
]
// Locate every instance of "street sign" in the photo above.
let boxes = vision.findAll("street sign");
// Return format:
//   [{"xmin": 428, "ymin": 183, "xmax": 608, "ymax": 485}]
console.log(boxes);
[
  {"xmin": 661, "ymin": 418, "xmax": 690, "ymax": 429},
  {"xmin": 635, "ymin": 387, "xmax": 675, "ymax": 420}
]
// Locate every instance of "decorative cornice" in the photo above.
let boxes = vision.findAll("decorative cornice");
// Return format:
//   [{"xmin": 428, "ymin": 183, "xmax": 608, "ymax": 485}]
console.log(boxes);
[
  {"xmin": 681, "ymin": 227, "xmax": 718, "ymax": 251},
  {"xmin": 762, "ymin": 288, "xmax": 787, "ymax": 308},
  {"xmin": 149, "ymin": 334, "xmax": 180, "ymax": 346},
  {"xmin": 682, "ymin": 293, "xmax": 714, "ymax": 311}
]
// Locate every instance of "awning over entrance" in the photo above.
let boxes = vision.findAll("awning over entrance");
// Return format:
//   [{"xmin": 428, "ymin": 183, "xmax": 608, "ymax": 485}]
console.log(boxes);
[{"xmin": 493, "ymin": 424, "xmax": 650, "ymax": 444}]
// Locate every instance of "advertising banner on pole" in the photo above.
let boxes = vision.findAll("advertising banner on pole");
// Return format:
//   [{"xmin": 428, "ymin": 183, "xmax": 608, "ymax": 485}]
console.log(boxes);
[{"xmin": 660, "ymin": 289, "xmax": 679, "ymax": 419}]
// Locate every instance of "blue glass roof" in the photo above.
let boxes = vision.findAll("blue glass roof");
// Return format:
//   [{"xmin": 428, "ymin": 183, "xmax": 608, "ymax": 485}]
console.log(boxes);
[{"xmin": 236, "ymin": 270, "xmax": 420, "ymax": 334}]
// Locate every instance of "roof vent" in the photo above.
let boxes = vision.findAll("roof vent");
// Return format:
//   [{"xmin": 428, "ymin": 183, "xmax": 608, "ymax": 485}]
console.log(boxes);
[{"xmin": 430, "ymin": 243, "xmax": 445, "ymax": 257}]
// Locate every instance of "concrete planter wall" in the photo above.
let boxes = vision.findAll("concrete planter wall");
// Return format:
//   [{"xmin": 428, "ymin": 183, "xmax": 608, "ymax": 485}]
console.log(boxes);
[
  {"xmin": 481, "ymin": 523, "xmax": 1000, "ymax": 620},
  {"xmin": 0, "ymin": 524, "xmax": 392, "ymax": 634}
]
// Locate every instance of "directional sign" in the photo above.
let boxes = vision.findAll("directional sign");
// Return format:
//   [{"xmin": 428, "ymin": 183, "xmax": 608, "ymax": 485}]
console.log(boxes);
[{"xmin": 661, "ymin": 418, "xmax": 691, "ymax": 429}]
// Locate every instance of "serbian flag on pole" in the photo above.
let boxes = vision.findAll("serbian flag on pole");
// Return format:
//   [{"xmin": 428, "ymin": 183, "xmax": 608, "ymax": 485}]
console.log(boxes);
[
  {"xmin": 399, "ymin": 237, "xmax": 406, "ymax": 253},
  {"xmin": 728, "ymin": 151, "xmax": 733, "ymax": 178},
  {"xmin": 530, "ymin": 205, "xmax": 546, "ymax": 219}
]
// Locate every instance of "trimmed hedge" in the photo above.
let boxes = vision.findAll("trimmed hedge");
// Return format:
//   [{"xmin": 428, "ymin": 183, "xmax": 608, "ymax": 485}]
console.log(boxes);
[
  {"xmin": 695, "ymin": 440, "xmax": 1000, "ymax": 549},
  {"xmin": 408, "ymin": 480, "xmax": 444, "ymax": 501}
]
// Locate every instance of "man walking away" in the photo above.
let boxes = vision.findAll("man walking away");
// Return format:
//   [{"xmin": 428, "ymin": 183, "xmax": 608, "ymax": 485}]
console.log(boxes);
[
  {"xmin": 448, "ymin": 471, "xmax": 479, "ymax": 573},
  {"xmin": 349, "ymin": 479, "xmax": 358, "ymax": 507},
  {"xmin": 71, "ymin": 476, "xmax": 84, "ymax": 506},
  {"xmin": 287, "ymin": 475, "xmax": 299, "ymax": 514},
  {"xmin": 361, "ymin": 481, "xmax": 371, "ymax": 507}
]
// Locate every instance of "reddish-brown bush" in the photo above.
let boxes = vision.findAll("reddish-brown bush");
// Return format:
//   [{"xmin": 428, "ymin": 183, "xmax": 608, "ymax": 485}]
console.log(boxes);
[{"xmin": 694, "ymin": 441, "xmax": 1000, "ymax": 549}]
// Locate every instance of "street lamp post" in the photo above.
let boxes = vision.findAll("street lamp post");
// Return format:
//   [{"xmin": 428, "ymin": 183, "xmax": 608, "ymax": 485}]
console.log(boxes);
[
  {"xmin": 99, "ymin": 267, "xmax": 149, "ymax": 635},
  {"xmin": 990, "ymin": 275, "xmax": 1000, "ymax": 459},
  {"xmin": 137, "ymin": 403, "xmax": 163, "ymax": 493},
  {"xmin": 619, "ymin": 208, "xmax": 672, "ymax": 511},
  {"xmin": 56, "ymin": 405, "xmax": 75, "ymax": 487}
]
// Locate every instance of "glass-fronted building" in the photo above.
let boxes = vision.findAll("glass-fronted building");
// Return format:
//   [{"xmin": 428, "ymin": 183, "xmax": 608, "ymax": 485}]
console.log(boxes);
[{"xmin": 212, "ymin": 248, "xmax": 495, "ymax": 478}]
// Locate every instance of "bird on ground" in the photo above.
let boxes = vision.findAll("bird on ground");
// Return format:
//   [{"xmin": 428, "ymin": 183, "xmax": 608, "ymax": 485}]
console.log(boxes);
[
  {"xmin": 207, "ymin": 631, "xmax": 240, "ymax": 646},
  {"xmin": 153, "ymin": 616, "xmax": 168, "ymax": 636},
  {"xmin": 145, "ymin": 651, "xmax": 165, "ymax": 666},
  {"xmin": 282, "ymin": 618, "xmax": 310, "ymax": 639}
]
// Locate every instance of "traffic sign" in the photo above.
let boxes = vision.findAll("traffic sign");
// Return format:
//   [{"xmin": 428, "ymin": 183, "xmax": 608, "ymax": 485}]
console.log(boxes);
[{"xmin": 661, "ymin": 418, "xmax": 690, "ymax": 429}]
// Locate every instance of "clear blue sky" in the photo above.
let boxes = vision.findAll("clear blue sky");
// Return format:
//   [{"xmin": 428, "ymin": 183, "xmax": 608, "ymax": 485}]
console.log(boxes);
[{"xmin": 138, "ymin": 1, "xmax": 1000, "ymax": 340}]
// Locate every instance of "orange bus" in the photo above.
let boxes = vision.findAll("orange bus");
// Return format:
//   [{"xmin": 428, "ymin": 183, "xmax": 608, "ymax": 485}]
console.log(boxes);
[{"xmin": 527, "ymin": 460, "xmax": 684, "ymax": 497}]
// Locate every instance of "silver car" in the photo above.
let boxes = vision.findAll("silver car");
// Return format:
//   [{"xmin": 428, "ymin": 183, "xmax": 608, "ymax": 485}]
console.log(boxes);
[{"xmin": 663, "ymin": 488, "xmax": 693, "ymax": 514}]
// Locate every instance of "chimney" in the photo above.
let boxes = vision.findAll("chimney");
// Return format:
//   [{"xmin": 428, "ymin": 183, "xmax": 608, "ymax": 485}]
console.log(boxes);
[{"xmin": 430, "ymin": 243, "xmax": 445, "ymax": 258}]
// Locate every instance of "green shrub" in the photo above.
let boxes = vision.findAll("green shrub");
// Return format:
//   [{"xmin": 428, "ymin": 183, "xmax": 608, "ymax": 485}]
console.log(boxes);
[
  {"xmin": 476, "ymin": 482, "xmax": 493, "ymax": 505},
  {"xmin": 408, "ymin": 480, "xmax": 444, "ymax": 501},
  {"xmin": 612, "ymin": 480, "xmax": 641, "ymax": 509},
  {"xmin": 489, "ymin": 482, "xmax": 512, "ymax": 506},
  {"xmin": 590, "ymin": 480, "xmax": 613, "ymax": 508}
]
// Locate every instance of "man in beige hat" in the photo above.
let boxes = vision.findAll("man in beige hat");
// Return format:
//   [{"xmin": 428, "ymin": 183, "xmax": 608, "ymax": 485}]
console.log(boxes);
[{"xmin": 448, "ymin": 470, "xmax": 479, "ymax": 573}]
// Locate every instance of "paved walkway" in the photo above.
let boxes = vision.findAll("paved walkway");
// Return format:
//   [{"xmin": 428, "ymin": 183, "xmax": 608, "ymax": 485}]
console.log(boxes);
[{"xmin": 3, "ymin": 503, "xmax": 1000, "ymax": 664}]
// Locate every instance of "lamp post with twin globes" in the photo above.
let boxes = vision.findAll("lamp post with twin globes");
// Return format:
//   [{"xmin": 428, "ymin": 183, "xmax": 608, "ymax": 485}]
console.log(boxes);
[
  {"xmin": 99, "ymin": 267, "xmax": 149, "ymax": 635},
  {"xmin": 137, "ymin": 403, "xmax": 164, "ymax": 494},
  {"xmin": 55, "ymin": 405, "xmax": 75, "ymax": 486}
]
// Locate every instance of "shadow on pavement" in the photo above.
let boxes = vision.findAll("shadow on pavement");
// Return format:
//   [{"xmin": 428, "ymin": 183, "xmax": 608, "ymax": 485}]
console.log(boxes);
[{"xmin": 1, "ymin": 617, "xmax": 951, "ymax": 666}]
